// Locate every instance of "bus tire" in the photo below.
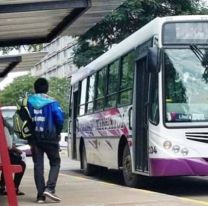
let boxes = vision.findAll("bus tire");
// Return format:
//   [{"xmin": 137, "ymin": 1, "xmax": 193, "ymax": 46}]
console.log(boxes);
[
  {"xmin": 122, "ymin": 144, "xmax": 139, "ymax": 187},
  {"xmin": 81, "ymin": 145, "xmax": 95, "ymax": 176}
]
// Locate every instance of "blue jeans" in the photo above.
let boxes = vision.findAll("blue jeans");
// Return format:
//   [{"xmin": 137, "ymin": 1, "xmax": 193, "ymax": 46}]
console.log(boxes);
[{"xmin": 31, "ymin": 143, "xmax": 60, "ymax": 197}]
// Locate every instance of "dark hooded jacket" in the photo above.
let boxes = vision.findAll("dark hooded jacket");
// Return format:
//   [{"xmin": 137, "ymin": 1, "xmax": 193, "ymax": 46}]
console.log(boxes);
[{"xmin": 27, "ymin": 93, "xmax": 64, "ymax": 144}]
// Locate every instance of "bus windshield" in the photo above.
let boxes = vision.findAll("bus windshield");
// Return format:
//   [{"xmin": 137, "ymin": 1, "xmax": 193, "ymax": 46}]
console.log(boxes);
[{"xmin": 164, "ymin": 48, "xmax": 208, "ymax": 124}]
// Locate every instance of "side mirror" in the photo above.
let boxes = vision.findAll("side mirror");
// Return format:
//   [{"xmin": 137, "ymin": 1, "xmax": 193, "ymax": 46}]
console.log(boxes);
[{"xmin": 147, "ymin": 47, "xmax": 160, "ymax": 73}]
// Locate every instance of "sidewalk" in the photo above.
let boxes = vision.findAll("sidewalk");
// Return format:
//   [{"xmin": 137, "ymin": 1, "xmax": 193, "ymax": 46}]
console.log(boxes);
[{"xmin": 0, "ymin": 152, "xmax": 203, "ymax": 206}]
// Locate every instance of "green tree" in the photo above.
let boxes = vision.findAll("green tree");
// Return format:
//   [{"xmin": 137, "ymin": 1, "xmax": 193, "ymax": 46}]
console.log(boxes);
[
  {"xmin": 47, "ymin": 77, "xmax": 70, "ymax": 118},
  {"xmin": 48, "ymin": 77, "xmax": 70, "ymax": 132},
  {"xmin": 0, "ymin": 44, "xmax": 43, "ymax": 55},
  {"xmin": 73, "ymin": 0, "xmax": 206, "ymax": 67},
  {"xmin": 1, "ymin": 46, "xmax": 20, "ymax": 55},
  {"xmin": 0, "ymin": 75, "xmax": 36, "ymax": 105}
]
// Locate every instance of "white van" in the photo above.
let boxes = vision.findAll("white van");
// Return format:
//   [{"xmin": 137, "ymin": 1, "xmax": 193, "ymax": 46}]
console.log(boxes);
[{"xmin": 59, "ymin": 132, "xmax": 68, "ymax": 149}]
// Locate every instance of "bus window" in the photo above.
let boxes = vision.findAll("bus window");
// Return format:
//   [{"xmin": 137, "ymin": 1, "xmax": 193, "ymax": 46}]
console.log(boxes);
[
  {"xmin": 106, "ymin": 60, "xmax": 119, "ymax": 108},
  {"xmin": 118, "ymin": 52, "xmax": 134, "ymax": 106},
  {"xmin": 95, "ymin": 68, "xmax": 107, "ymax": 111},
  {"xmin": 86, "ymin": 74, "xmax": 95, "ymax": 113},
  {"xmin": 164, "ymin": 48, "xmax": 208, "ymax": 123},
  {"xmin": 79, "ymin": 79, "xmax": 87, "ymax": 116}
]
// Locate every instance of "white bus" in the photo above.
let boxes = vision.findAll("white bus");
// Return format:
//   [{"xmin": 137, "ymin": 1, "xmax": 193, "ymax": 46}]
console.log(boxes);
[{"xmin": 69, "ymin": 15, "xmax": 208, "ymax": 187}]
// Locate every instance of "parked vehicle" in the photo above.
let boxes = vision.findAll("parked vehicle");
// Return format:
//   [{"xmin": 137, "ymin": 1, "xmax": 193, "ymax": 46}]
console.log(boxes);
[
  {"xmin": 0, "ymin": 106, "xmax": 32, "ymax": 156},
  {"xmin": 59, "ymin": 132, "xmax": 68, "ymax": 149}
]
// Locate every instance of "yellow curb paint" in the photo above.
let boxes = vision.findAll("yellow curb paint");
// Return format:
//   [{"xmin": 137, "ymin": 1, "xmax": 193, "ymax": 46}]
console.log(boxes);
[
  {"xmin": 99, "ymin": 181, "xmax": 120, "ymax": 187},
  {"xmin": 126, "ymin": 187, "xmax": 154, "ymax": 194},
  {"xmin": 60, "ymin": 172, "xmax": 208, "ymax": 206},
  {"xmin": 179, "ymin": 197, "xmax": 208, "ymax": 205},
  {"xmin": 60, "ymin": 172, "xmax": 165, "ymax": 195},
  {"xmin": 59, "ymin": 173, "xmax": 87, "ymax": 181}
]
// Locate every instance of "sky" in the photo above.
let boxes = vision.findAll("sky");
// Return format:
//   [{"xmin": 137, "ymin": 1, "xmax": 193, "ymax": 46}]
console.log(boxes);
[{"xmin": 0, "ymin": 71, "xmax": 28, "ymax": 90}]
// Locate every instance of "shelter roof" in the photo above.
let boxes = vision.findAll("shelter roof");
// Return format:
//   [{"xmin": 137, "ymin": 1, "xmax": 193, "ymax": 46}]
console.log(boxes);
[
  {"xmin": 0, "ymin": 52, "xmax": 47, "ymax": 78},
  {"xmin": 62, "ymin": 0, "xmax": 125, "ymax": 36},
  {"xmin": 0, "ymin": 0, "xmax": 124, "ymax": 47}
]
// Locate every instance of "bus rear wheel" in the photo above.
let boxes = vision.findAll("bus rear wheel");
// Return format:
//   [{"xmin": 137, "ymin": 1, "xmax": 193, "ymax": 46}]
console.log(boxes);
[
  {"xmin": 122, "ymin": 144, "xmax": 139, "ymax": 187},
  {"xmin": 81, "ymin": 145, "xmax": 95, "ymax": 176}
]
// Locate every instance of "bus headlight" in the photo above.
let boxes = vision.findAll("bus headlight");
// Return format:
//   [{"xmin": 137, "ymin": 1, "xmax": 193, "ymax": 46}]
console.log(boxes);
[
  {"xmin": 172, "ymin": 145, "xmax": 180, "ymax": 153},
  {"xmin": 163, "ymin": 141, "xmax": 172, "ymax": 149},
  {"xmin": 181, "ymin": 148, "xmax": 189, "ymax": 156}
]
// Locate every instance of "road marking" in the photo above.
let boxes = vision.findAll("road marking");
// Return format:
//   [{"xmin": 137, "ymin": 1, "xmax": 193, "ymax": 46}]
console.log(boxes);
[
  {"xmin": 127, "ymin": 187, "xmax": 155, "ymax": 194},
  {"xmin": 60, "ymin": 172, "xmax": 208, "ymax": 205},
  {"xmin": 179, "ymin": 197, "xmax": 208, "ymax": 205},
  {"xmin": 59, "ymin": 172, "xmax": 88, "ymax": 181}
]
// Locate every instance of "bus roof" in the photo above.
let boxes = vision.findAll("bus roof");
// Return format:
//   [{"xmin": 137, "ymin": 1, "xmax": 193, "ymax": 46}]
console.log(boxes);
[{"xmin": 71, "ymin": 15, "xmax": 208, "ymax": 85}]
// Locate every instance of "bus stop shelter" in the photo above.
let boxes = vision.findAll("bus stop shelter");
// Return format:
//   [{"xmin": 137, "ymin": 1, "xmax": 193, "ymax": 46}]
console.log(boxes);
[
  {"xmin": 0, "ymin": 1, "xmax": 124, "ymax": 205},
  {"xmin": 0, "ymin": 0, "xmax": 124, "ymax": 46},
  {"xmin": 0, "ymin": 52, "xmax": 47, "ymax": 78},
  {"xmin": 0, "ymin": 56, "xmax": 22, "ymax": 78}
]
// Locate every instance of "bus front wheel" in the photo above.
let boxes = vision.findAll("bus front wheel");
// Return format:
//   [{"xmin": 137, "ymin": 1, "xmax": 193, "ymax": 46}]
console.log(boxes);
[
  {"xmin": 81, "ymin": 145, "xmax": 95, "ymax": 176},
  {"xmin": 122, "ymin": 144, "xmax": 139, "ymax": 187}
]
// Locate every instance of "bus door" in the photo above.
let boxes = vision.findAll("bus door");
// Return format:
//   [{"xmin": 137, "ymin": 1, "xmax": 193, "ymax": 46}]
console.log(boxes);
[
  {"xmin": 132, "ymin": 57, "xmax": 149, "ymax": 174},
  {"xmin": 71, "ymin": 84, "xmax": 79, "ymax": 159}
]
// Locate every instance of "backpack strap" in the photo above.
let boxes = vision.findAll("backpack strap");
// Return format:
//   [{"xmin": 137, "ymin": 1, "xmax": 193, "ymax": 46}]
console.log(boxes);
[
  {"xmin": 22, "ymin": 96, "xmax": 28, "ymax": 107},
  {"xmin": 22, "ymin": 96, "xmax": 32, "ymax": 119}
]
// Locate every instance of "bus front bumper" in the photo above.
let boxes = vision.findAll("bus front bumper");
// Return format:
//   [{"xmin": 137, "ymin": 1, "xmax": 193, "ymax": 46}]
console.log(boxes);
[{"xmin": 150, "ymin": 158, "xmax": 208, "ymax": 176}]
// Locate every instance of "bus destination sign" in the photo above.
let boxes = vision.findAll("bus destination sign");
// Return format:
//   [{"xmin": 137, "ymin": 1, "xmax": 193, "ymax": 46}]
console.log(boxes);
[{"xmin": 163, "ymin": 22, "xmax": 208, "ymax": 45}]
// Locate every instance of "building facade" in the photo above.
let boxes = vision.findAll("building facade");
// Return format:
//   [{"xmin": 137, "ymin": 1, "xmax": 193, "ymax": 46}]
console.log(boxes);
[{"xmin": 31, "ymin": 36, "xmax": 77, "ymax": 78}]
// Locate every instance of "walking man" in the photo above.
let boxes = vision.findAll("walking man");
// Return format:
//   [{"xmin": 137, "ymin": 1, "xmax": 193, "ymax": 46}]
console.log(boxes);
[{"xmin": 28, "ymin": 78, "xmax": 64, "ymax": 203}]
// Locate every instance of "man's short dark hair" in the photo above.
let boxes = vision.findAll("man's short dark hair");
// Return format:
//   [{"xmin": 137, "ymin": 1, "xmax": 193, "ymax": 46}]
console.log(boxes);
[{"xmin": 34, "ymin": 78, "xmax": 49, "ymax": 93}]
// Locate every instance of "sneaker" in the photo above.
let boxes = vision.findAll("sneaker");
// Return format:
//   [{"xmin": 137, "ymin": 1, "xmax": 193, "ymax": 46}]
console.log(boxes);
[
  {"xmin": 16, "ymin": 190, "xmax": 25, "ymax": 196},
  {"xmin": 43, "ymin": 189, "xmax": 61, "ymax": 202},
  {"xmin": 37, "ymin": 196, "xmax": 46, "ymax": 204}
]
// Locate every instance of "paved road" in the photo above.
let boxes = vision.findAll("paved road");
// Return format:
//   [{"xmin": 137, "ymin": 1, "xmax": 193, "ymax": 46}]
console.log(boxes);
[
  {"xmin": 1, "ymin": 150, "xmax": 208, "ymax": 206},
  {"xmin": 59, "ymin": 151, "xmax": 208, "ymax": 205}
]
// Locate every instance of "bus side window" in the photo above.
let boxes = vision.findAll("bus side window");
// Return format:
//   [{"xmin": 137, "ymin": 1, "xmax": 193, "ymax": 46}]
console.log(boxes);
[
  {"xmin": 95, "ymin": 68, "xmax": 107, "ymax": 111},
  {"xmin": 106, "ymin": 60, "xmax": 119, "ymax": 108},
  {"xmin": 86, "ymin": 74, "xmax": 95, "ymax": 113},
  {"xmin": 78, "ymin": 79, "xmax": 87, "ymax": 116},
  {"xmin": 149, "ymin": 73, "xmax": 159, "ymax": 124},
  {"xmin": 118, "ymin": 51, "xmax": 134, "ymax": 106}
]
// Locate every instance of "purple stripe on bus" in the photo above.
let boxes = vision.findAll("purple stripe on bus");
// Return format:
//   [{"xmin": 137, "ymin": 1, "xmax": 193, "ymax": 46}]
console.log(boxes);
[{"xmin": 150, "ymin": 158, "xmax": 208, "ymax": 176}]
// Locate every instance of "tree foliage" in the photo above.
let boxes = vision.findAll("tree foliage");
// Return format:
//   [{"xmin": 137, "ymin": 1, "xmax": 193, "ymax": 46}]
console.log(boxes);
[
  {"xmin": 73, "ymin": 0, "xmax": 207, "ymax": 67},
  {"xmin": 0, "ymin": 75, "xmax": 36, "ymax": 105},
  {"xmin": 0, "ymin": 46, "xmax": 20, "ymax": 55},
  {"xmin": 47, "ymin": 77, "xmax": 70, "ymax": 116},
  {"xmin": 0, "ymin": 44, "xmax": 43, "ymax": 55},
  {"xmin": 47, "ymin": 77, "xmax": 70, "ymax": 132}
]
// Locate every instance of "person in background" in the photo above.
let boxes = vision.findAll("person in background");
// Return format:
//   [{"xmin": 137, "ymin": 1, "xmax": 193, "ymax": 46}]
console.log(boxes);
[
  {"xmin": 27, "ymin": 78, "xmax": 64, "ymax": 204},
  {"xmin": 0, "ymin": 119, "xmax": 26, "ymax": 196}
]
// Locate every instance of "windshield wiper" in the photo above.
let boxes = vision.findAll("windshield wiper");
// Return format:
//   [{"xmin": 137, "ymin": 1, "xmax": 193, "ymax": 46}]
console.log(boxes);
[
  {"xmin": 190, "ymin": 44, "xmax": 208, "ymax": 68},
  {"xmin": 190, "ymin": 44, "xmax": 208, "ymax": 83}
]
